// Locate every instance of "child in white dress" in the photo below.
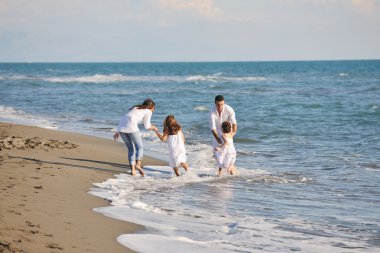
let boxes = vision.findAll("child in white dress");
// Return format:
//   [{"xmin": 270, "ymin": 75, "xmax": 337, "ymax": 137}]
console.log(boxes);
[
  {"xmin": 214, "ymin": 121, "xmax": 237, "ymax": 176},
  {"xmin": 155, "ymin": 115, "xmax": 189, "ymax": 177}
]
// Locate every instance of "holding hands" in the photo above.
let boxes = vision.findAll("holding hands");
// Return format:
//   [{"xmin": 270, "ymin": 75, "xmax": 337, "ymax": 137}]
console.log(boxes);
[
  {"xmin": 150, "ymin": 125, "xmax": 158, "ymax": 132},
  {"xmin": 113, "ymin": 132, "xmax": 120, "ymax": 141},
  {"xmin": 114, "ymin": 125, "xmax": 157, "ymax": 142}
]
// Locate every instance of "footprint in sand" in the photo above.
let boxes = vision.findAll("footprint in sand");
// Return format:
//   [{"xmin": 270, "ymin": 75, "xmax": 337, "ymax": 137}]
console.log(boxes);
[
  {"xmin": 0, "ymin": 240, "xmax": 18, "ymax": 252},
  {"xmin": 46, "ymin": 243, "xmax": 64, "ymax": 250},
  {"xmin": 26, "ymin": 221, "xmax": 40, "ymax": 228},
  {"xmin": 7, "ymin": 210, "xmax": 21, "ymax": 216}
]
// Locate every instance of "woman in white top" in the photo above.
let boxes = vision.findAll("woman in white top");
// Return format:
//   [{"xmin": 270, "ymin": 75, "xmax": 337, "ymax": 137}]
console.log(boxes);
[
  {"xmin": 214, "ymin": 121, "xmax": 237, "ymax": 176},
  {"xmin": 155, "ymin": 115, "xmax": 189, "ymax": 177},
  {"xmin": 113, "ymin": 99, "xmax": 158, "ymax": 176}
]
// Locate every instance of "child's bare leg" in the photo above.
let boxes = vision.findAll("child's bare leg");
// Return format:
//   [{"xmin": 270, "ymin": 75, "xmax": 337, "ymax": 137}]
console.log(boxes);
[
  {"xmin": 136, "ymin": 160, "xmax": 145, "ymax": 177},
  {"xmin": 131, "ymin": 164, "xmax": 137, "ymax": 175},
  {"xmin": 228, "ymin": 165, "xmax": 236, "ymax": 175},
  {"xmin": 173, "ymin": 167, "xmax": 180, "ymax": 177},
  {"xmin": 180, "ymin": 162, "xmax": 189, "ymax": 172},
  {"xmin": 218, "ymin": 168, "xmax": 223, "ymax": 177}
]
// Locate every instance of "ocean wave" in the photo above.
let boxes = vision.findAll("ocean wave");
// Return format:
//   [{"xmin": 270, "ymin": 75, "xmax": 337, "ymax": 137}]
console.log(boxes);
[
  {"xmin": 369, "ymin": 104, "xmax": 379, "ymax": 111},
  {"xmin": 194, "ymin": 106, "xmax": 209, "ymax": 111},
  {"xmin": 44, "ymin": 74, "xmax": 132, "ymax": 83},
  {"xmin": 0, "ymin": 105, "xmax": 26, "ymax": 117},
  {"xmin": 5, "ymin": 74, "xmax": 182, "ymax": 83},
  {"xmin": 360, "ymin": 163, "xmax": 380, "ymax": 170},
  {"xmin": 236, "ymin": 148, "xmax": 280, "ymax": 159},
  {"xmin": 3, "ymin": 73, "xmax": 266, "ymax": 84},
  {"xmin": 239, "ymin": 169, "xmax": 313, "ymax": 184},
  {"xmin": 186, "ymin": 74, "xmax": 266, "ymax": 82},
  {"xmin": 0, "ymin": 105, "xmax": 57, "ymax": 129},
  {"xmin": 234, "ymin": 137, "xmax": 259, "ymax": 143}
]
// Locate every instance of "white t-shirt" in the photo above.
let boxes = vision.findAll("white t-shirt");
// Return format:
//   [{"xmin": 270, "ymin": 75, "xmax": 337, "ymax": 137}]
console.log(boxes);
[{"xmin": 117, "ymin": 107, "xmax": 152, "ymax": 133}]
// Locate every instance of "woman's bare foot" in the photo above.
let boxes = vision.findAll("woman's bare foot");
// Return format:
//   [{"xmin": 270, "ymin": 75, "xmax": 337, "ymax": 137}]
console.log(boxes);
[
  {"xmin": 131, "ymin": 165, "xmax": 137, "ymax": 175},
  {"xmin": 134, "ymin": 160, "xmax": 144, "ymax": 176},
  {"xmin": 136, "ymin": 166, "xmax": 145, "ymax": 177}
]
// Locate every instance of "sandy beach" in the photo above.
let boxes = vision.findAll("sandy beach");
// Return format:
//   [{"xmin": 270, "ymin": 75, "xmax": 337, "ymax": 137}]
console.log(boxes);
[{"xmin": 0, "ymin": 122, "xmax": 166, "ymax": 253}]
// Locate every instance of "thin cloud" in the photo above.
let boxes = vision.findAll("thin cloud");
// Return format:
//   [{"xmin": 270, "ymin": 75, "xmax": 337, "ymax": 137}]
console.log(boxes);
[
  {"xmin": 351, "ymin": 0, "xmax": 375, "ymax": 14},
  {"xmin": 0, "ymin": 0, "xmax": 7, "ymax": 13},
  {"xmin": 159, "ymin": 0, "xmax": 222, "ymax": 20}
]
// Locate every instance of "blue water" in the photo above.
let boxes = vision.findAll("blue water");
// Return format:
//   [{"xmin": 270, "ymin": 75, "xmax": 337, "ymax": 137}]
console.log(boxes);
[{"xmin": 1, "ymin": 61, "xmax": 379, "ymax": 252}]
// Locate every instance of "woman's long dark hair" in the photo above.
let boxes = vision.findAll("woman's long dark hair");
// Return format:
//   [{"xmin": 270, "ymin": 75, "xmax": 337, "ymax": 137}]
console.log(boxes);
[
  {"xmin": 163, "ymin": 115, "xmax": 181, "ymax": 135},
  {"xmin": 129, "ymin": 99, "xmax": 155, "ymax": 110}
]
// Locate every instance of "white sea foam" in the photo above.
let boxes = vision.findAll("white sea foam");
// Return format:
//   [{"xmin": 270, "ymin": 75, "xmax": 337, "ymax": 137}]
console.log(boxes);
[
  {"xmin": 8, "ymin": 75, "xmax": 29, "ymax": 80},
  {"xmin": 3, "ymin": 73, "xmax": 266, "ymax": 84},
  {"xmin": 43, "ymin": 74, "xmax": 131, "ymax": 83},
  {"xmin": 118, "ymin": 234, "xmax": 231, "ymax": 253},
  {"xmin": 186, "ymin": 74, "xmax": 266, "ymax": 83},
  {"xmin": 94, "ymin": 201, "xmax": 373, "ymax": 253},
  {"xmin": 89, "ymin": 163, "xmax": 325, "ymax": 253},
  {"xmin": 0, "ymin": 105, "xmax": 57, "ymax": 129},
  {"xmin": 194, "ymin": 105, "xmax": 209, "ymax": 111},
  {"xmin": 5, "ymin": 74, "xmax": 182, "ymax": 83},
  {"xmin": 186, "ymin": 75, "xmax": 219, "ymax": 82}
]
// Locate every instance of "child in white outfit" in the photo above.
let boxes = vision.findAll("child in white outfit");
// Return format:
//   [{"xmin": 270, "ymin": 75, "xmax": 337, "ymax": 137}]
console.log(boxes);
[
  {"xmin": 214, "ymin": 121, "xmax": 237, "ymax": 176},
  {"xmin": 155, "ymin": 115, "xmax": 189, "ymax": 177}
]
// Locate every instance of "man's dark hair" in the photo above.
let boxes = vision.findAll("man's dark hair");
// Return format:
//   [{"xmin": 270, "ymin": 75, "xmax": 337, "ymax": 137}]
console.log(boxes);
[{"xmin": 215, "ymin": 95, "xmax": 224, "ymax": 102}]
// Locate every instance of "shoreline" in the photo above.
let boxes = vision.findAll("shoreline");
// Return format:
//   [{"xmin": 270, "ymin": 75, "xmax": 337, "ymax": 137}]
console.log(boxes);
[{"xmin": 0, "ymin": 122, "xmax": 167, "ymax": 253}]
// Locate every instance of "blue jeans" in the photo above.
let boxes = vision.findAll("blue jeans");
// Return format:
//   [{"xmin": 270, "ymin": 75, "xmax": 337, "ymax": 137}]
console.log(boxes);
[{"xmin": 120, "ymin": 132, "xmax": 143, "ymax": 166}]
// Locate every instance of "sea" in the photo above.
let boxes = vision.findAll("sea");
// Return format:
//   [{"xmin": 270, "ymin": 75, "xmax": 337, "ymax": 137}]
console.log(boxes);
[{"xmin": 0, "ymin": 61, "xmax": 379, "ymax": 252}]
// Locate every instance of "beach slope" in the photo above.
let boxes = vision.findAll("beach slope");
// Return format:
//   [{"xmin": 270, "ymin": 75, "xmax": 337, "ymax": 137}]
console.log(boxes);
[{"xmin": 0, "ymin": 122, "xmax": 165, "ymax": 253}]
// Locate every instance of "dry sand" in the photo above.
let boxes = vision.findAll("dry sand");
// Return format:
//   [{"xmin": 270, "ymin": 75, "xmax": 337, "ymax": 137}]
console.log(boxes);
[{"xmin": 0, "ymin": 122, "xmax": 166, "ymax": 253}]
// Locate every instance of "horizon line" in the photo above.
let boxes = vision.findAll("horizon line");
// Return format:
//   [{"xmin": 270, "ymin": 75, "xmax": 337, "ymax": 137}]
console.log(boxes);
[{"xmin": 0, "ymin": 58, "xmax": 379, "ymax": 64}]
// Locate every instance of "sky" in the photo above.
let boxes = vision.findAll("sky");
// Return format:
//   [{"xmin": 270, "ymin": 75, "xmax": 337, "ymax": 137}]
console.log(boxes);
[{"xmin": 0, "ymin": 0, "xmax": 379, "ymax": 62}]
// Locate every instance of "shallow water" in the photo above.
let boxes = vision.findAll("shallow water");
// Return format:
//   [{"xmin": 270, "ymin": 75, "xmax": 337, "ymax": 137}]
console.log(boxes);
[{"xmin": 1, "ymin": 61, "xmax": 379, "ymax": 252}]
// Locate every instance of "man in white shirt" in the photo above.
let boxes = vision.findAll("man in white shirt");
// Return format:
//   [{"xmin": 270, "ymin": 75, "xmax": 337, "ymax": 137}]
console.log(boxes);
[{"xmin": 209, "ymin": 94, "xmax": 237, "ymax": 151}]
